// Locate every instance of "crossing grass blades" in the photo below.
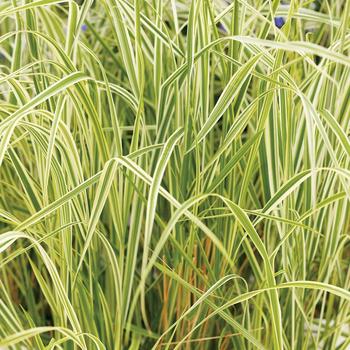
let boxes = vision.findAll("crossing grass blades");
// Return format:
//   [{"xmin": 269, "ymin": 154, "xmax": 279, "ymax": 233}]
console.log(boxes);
[{"xmin": 0, "ymin": 0, "xmax": 350, "ymax": 349}]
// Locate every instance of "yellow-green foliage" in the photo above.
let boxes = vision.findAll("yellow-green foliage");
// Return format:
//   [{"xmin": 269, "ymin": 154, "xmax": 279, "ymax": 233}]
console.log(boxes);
[{"xmin": 0, "ymin": 1, "xmax": 350, "ymax": 349}]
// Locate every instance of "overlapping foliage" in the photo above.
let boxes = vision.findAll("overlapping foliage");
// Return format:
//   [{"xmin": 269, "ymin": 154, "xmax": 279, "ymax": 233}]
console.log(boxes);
[{"xmin": 0, "ymin": 0, "xmax": 350, "ymax": 349}]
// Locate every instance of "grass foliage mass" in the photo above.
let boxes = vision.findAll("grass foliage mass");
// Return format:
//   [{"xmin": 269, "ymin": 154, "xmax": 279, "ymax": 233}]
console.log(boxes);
[{"xmin": 0, "ymin": 0, "xmax": 350, "ymax": 349}]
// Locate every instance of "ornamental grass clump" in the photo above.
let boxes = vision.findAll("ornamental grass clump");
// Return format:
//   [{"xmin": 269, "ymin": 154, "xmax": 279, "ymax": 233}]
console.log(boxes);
[{"xmin": 0, "ymin": 1, "xmax": 350, "ymax": 349}]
